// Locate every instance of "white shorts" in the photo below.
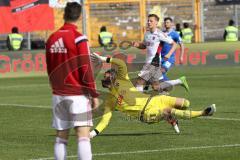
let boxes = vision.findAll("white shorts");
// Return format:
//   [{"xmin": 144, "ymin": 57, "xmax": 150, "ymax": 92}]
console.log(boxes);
[
  {"xmin": 52, "ymin": 95, "xmax": 93, "ymax": 130},
  {"xmin": 138, "ymin": 64, "xmax": 163, "ymax": 82}
]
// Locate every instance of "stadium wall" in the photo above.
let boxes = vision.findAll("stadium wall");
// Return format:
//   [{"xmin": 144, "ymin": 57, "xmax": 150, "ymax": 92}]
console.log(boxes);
[
  {"xmin": 203, "ymin": 0, "xmax": 240, "ymax": 41},
  {"xmin": 0, "ymin": 0, "xmax": 239, "ymax": 50},
  {"xmin": 0, "ymin": 42, "xmax": 239, "ymax": 78}
]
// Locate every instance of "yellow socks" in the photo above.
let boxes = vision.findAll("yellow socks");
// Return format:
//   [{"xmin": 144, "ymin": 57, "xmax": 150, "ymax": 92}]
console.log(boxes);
[{"xmin": 171, "ymin": 109, "xmax": 203, "ymax": 119}]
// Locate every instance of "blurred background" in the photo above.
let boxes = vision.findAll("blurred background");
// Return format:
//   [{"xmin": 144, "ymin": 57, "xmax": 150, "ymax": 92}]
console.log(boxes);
[
  {"xmin": 0, "ymin": 0, "xmax": 239, "ymax": 50},
  {"xmin": 0, "ymin": 2, "xmax": 240, "ymax": 159}
]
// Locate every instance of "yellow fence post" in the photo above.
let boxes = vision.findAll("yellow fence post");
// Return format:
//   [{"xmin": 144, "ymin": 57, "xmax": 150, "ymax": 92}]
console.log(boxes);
[
  {"xmin": 140, "ymin": 0, "xmax": 146, "ymax": 41},
  {"xmin": 194, "ymin": 0, "xmax": 201, "ymax": 43}
]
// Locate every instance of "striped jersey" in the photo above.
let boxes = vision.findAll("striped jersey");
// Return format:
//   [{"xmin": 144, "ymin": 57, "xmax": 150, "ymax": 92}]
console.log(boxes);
[{"xmin": 143, "ymin": 29, "xmax": 173, "ymax": 63}]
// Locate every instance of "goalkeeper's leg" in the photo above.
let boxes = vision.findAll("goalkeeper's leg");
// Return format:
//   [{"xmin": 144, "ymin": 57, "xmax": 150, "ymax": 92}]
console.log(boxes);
[
  {"xmin": 161, "ymin": 96, "xmax": 191, "ymax": 110},
  {"xmin": 163, "ymin": 104, "xmax": 216, "ymax": 119},
  {"xmin": 135, "ymin": 77, "xmax": 147, "ymax": 92}
]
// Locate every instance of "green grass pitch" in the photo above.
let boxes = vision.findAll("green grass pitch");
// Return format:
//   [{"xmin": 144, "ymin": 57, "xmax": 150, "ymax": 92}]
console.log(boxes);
[{"xmin": 0, "ymin": 42, "xmax": 240, "ymax": 160}]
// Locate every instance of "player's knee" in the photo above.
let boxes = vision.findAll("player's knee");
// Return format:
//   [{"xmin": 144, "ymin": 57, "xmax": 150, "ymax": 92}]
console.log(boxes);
[
  {"xmin": 162, "ymin": 108, "xmax": 175, "ymax": 121},
  {"xmin": 182, "ymin": 99, "xmax": 190, "ymax": 108},
  {"xmin": 162, "ymin": 108, "xmax": 172, "ymax": 117},
  {"xmin": 151, "ymin": 81, "xmax": 160, "ymax": 91},
  {"xmin": 136, "ymin": 77, "xmax": 145, "ymax": 85},
  {"xmin": 56, "ymin": 130, "xmax": 69, "ymax": 140},
  {"xmin": 56, "ymin": 137, "xmax": 68, "ymax": 145},
  {"xmin": 152, "ymin": 85, "xmax": 159, "ymax": 91}
]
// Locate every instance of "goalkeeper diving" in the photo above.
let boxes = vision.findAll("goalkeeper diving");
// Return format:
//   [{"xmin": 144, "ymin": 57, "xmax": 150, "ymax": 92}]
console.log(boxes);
[{"xmin": 90, "ymin": 53, "xmax": 216, "ymax": 138}]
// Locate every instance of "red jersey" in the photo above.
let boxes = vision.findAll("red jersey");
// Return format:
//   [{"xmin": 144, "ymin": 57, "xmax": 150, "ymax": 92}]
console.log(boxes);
[{"xmin": 46, "ymin": 23, "xmax": 99, "ymax": 97}]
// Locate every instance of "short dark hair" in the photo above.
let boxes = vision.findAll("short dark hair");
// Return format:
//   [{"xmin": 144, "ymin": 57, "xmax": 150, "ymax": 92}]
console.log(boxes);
[
  {"xmin": 12, "ymin": 27, "xmax": 18, "ymax": 33},
  {"xmin": 64, "ymin": 2, "xmax": 82, "ymax": 22},
  {"xmin": 100, "ymin": 26, "xmax": 107, "ymax": 32},
  {"xmin": 176, "ymin": 23, "xmax": 181, "ymax": 30},
  {"xmin": 105, "ymin": 69, "xmax": 117, "ymax": 81},
  {"xmin": 229, "ymin": 19, "xmax": 235, "ymax": 26},
  {"xmin": 105, "ymin": 69, "xmax": 117, "ymax": 75},
  {"xmin": 148, "ymin": 14, "xmax": 159, "ymax": 22},
  {"xmin": 183, "ymin": 22, "xmax": 189, "ymax": 28},
  {"xmin": 164, "ymin": 17, "xmax": 173, "ymax": 22}
]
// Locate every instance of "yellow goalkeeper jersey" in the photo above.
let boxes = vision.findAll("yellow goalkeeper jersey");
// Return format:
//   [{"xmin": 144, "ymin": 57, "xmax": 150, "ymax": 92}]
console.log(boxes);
[
  {"xmin": 95, "ymin": 58, "xmax": 150, "ymax": 133},
  {"xmin": 107, "ymin": 58, "xmax": 150, "ymax": 110}
]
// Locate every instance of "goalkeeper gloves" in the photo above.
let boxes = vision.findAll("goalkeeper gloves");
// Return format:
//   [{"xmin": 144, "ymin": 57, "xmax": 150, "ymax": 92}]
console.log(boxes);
[
  {"xmin": 91, "ymin": 52, "xmax": 107, "ymax": 62},
  {"xmin": 90, "ymin": 129, "xmax": 99, "ymax": 138}
]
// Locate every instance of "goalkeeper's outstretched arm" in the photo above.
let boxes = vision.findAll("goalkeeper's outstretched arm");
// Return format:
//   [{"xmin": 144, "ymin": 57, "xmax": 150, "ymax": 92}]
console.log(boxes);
[
  {"xmin": 91, "ymin": 52, "xmax": 129, "ymax": 80},
  {"xmin": 90, "ymin": 99, "xmax": 115, "ymax": 138}
]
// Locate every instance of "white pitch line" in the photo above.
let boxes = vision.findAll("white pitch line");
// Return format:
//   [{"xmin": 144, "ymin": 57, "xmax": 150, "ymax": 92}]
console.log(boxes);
[
  {"xmin": 30, "ymin": 143, "xmax": 240, "ymax": 160},
  {"xmin": 200, "ymin": 117, "xmax": 240, "ymax": 121},
  {"xmin": 1, "ymin": 103, "xmax": 240, "ymax": 121},
  {"xmin": 0, "ymin": 103, "xmax": 51, "ymax": 109},
  {"xmin": 0, "ymin": 84, "xmax": 49, "ymax": 89}
]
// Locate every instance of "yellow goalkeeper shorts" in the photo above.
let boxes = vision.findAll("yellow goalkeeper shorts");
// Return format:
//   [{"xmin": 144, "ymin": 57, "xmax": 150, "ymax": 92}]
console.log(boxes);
[{"xmin": 142, "ymin": 95, "xmax": 177, "ymax": 123}]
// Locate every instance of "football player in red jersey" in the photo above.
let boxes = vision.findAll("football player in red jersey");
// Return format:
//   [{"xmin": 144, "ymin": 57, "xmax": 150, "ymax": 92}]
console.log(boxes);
[{"xmin": 46, "ymin": 2, "xmax": 99, "ymax": 160}]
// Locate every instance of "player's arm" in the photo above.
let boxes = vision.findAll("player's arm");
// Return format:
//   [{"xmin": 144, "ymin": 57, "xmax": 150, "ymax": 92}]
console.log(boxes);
[
  {"xmin": 165, "ymin": 41, "xmax": 177, "ymax": 60},
  {"xmin": 91, "ymin": 53, "xmax": 128, "ymax": 80},
  {"xmin": 132, "ymin": 33, "xmax": 147, "ymax": 49},
  {"xmin": 180, "ymin": 31, "xmax": 183, "ymax": 38},
  {"xmin": 90, "ymin": 99, "xmax": 115, "ymax": 138},
  {"xmin": 6, "ymin": 36, "xmax": 12, "ymax": 50},
  {"xmin": 132, "ymin": 41, "xmax": 146, "ymax": 49},
  {"xmin": 179, "ymin": 42, "xmax": 185, "ymax": 64},
  {"xmin": 176, "ymin": 35, "xmax": 185, "ymax": 64},
  {"xmin": 223, "ymin": 30, "xmax": 227, "ymax": 40},
  {"xmin": 159, "ymin": 33, "xmax": 177, "ymax": 60},
  {"xmin": 76, "ymin": 35, "xmax": 99, "ymax": 99},
  {"xmin": 98, "ymin": 35, "xmax": 104, "ymax": 46}
]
